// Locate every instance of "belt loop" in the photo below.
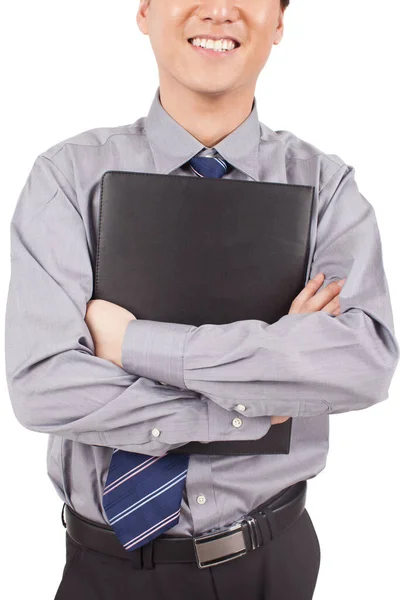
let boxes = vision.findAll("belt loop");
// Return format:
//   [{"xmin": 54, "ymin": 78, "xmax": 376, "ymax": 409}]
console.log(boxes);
[
  {"xmin": 141, "ymin": 540, "xmax": 155, "ymax": 569},
  {"xmin": 260, "ymin": 507, "xmax": 280, "ymax": 541}
]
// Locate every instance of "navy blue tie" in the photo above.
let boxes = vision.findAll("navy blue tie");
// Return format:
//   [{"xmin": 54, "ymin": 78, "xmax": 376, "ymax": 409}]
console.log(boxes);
[
  {"xmin": 102, "ymin": 149, "xmax": 229, "ymax": 552},
  {"xmin": 188, "ymin": 149, "xmax": 229, "ymax": 178}
]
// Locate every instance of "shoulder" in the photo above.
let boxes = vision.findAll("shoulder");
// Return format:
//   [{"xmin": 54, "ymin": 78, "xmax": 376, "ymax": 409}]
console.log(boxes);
[
  {"xmin": 38, "ymin": 118, "xmax": 146, "ymax": 161},
  {"xmin": 259, "ymin": 122, "xmax": 350, "ymax": 191},
  {"xmin": 31, "ymin": 117, "xmax": 146, "ymax": 195}
]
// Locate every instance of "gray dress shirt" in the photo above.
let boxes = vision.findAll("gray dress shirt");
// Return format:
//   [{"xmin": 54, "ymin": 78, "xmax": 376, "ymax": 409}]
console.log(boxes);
[{"xmin": 5, "ymin": 86, "xmax": 399, "ymax": 537}]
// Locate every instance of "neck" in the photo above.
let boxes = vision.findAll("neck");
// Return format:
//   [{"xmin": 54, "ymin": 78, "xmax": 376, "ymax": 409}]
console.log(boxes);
[{"xmin": 158, "ymin": 77, "xmax": 256, "ymax": 148}]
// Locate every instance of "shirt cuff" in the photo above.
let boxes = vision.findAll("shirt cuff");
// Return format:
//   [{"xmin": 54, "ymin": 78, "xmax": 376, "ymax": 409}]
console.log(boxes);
[
  {"xmin": 121, "ymin": 319, "xmax": 195, "ymax": 388},
  {"xmin": 207, "ymin": 399, "xmax": 272, "ymax": 440}
]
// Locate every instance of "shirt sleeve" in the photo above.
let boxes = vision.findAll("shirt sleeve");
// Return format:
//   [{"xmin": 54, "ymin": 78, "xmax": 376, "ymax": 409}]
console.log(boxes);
[
  {"xmin": 121, "ymin": 164, "xmax": 400, "ymax": 418},
  {"xmin": 4, "ymin": 155, "xmax": 271, "ymax": 456}
]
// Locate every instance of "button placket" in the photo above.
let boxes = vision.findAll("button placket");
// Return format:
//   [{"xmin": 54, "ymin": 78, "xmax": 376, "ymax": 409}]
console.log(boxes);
[{"xmin": 186, "ymin": 456, "xmax": 219, "ymax": 535}]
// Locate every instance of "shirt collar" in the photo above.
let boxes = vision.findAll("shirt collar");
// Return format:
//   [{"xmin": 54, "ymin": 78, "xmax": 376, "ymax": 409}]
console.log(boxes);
[{"xmin": 145, "ymin": 86, "xmax": 263, "ymax": 181}]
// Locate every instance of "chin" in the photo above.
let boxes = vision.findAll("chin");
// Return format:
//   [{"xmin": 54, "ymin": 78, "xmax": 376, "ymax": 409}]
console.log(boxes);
[{"xmin": 184, "ymin": 79, "xmax": 240, "ymax": 96}]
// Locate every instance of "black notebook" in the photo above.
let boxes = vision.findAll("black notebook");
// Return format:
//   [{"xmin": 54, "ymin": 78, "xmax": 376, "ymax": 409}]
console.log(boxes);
[{"xmin": 93, "ymin": 170, "xmax": 316, "ymax": 455}]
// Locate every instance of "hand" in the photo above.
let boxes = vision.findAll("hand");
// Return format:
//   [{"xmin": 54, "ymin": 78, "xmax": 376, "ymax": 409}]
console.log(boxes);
[
  {"xmin": 289, "ymin": 272, "xmax": 346, "ymax": 316},
  {"xmin": 84, "ymin": 299, "xmax": 136, "ymax": 368},
  {"xmin": 270, "ymin": 415, "xmax": 292, "ymax": 425},
  {"xmin": 270, "ymin": 272, "xmax": 346, "ymax": 425}
]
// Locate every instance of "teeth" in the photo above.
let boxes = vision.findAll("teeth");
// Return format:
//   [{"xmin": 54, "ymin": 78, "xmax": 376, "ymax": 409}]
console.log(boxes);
[{"xmin": 190, "ymin": 37, "xmax": 237, "ymax": 52}]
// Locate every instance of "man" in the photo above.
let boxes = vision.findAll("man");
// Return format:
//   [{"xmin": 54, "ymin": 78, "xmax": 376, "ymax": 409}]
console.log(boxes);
[{"xmin": 5, "ymin": 1, "xmax": 398, "ymax": 599}]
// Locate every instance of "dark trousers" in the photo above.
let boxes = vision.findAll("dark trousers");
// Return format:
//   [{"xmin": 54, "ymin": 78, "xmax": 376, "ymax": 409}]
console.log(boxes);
[{"xmin": 54, "ymin": 507, "xmax": 321, "ymax": 600}]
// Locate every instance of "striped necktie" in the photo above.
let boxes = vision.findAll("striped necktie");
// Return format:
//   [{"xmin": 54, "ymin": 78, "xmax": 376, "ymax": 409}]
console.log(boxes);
[
  {"xmin": 188, "ymin": 148, "xmax": 229, "ymax": 178},
  {"xmin": 101, "ymin": 149, "xmax": 229, "ymax": 552}
]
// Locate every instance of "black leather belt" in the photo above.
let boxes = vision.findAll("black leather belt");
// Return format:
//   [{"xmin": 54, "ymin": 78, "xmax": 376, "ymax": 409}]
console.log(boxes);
[{"xmin": 63, "ymin": 479, "xmax": 307, "ymax": 569}]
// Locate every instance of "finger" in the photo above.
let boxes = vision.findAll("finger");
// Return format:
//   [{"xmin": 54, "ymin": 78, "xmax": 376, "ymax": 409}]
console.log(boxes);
[
  {"xmin": 320, "ymin": 295, "xmax": 340, "ymax": 314},
  {"xmin": 290, "ymin": 273, "xmax": 326, "ymax": 311},
  {"xmin": 291, "ymin": 279, "xmax": 339, "ymax": 314},
  {"xmin": 270, "ymin": 416, "xmax": 291, "ymax": 425},
  {"xmin": 305, "ymin": 279, "xmax": 345, "ymax": 312}
]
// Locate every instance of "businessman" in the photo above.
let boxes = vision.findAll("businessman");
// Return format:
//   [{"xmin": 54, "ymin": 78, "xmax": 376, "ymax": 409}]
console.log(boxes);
[{"xmin": 5, "ymin": 1, "xmax": 399, "ymax": 599}]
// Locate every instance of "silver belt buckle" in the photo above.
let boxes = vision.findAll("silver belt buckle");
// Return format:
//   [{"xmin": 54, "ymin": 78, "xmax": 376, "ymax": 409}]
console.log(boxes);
[{"xmin": 193, "ymin": 515, "xmax": 261, "ymax": 569}]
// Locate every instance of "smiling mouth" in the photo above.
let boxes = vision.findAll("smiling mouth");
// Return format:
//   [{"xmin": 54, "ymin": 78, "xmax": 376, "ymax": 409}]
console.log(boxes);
[{"xmin": 187, "ymin": 39, "xmax": 241, "ymax": 55}]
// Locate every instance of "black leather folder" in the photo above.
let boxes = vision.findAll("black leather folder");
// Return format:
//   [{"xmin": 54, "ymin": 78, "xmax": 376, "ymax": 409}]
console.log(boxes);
[{"xmin": 93, "ymin": 170, "xmax": 316, "ymax": 456}]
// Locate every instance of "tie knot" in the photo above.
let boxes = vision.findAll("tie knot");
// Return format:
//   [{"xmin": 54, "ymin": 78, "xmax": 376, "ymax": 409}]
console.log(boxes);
[{"xmin": 188, "ymin": 149, "xmax": 229, "ymax": 178}]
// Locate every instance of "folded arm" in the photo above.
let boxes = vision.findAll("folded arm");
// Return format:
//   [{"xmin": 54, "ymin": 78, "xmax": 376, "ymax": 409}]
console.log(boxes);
[
  {"xmin": 5, "ymin": 156, "xmax": 271, "ymax": 456},
  {"xmin": 121, "ymin": 165, "xmax": 400, "ymax": 417}
]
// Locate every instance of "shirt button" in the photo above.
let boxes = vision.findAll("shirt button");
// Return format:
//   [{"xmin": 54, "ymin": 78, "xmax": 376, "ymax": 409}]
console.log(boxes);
[
  {"xmin": 235, "ymin": 404, "xmax": 246, "ymax": 412},
  {"xmin": 151, "ymin": 428, "xmax": 161, "ymax": 437},
  {"xmin": 197, "ymin": 495, "xmax": 206, "ymax": 505},
  {"xmin": 232, "ymin": 417, "xmax": 243, "ymax": 428}
]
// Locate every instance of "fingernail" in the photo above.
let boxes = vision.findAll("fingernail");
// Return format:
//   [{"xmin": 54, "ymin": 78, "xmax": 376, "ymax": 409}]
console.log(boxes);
[
  {"xmin": 313, "ymin": 272, "xmax": 324, "ymax": 281},
  {"xmin": 337, "ymin": 278, "xmax": 346, "ymax": 287}
]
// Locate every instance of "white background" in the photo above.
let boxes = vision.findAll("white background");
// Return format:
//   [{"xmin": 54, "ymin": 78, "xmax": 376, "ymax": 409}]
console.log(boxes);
[{"xmin": 1, "ymin": 0, "xmax": 399, "ymax": 598}]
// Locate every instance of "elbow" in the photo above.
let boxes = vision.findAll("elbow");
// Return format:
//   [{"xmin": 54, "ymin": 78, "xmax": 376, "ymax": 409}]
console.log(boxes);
[
  {"xmin": 5, "ymin": 352, "xmax": 48, "ymax": 432},
  {"xmin": 328, "ymin": 372, "xmax": 394, "ymax": 415},
  {"xmin": 5, "ymin": 347, "xmax": 95, "ymax": 436},
  {"xmin": 8, "ymin": 381, "xmax": 81, "ymax": 439},
  {"xmin": 6, "ymin": 362, "xmax": 67, "ymax": 434},
  {"xmin": 351, "ymin": 357, "xmax": 398, "ymax": 413},
  {"xmin": 354, "ymin": 315, "xmax": 400, "ymax": 410},
  {"xmin": 371, "ymin": 354, "xmax": 399, "ymax": 407},
  {"xmin": 360, "ymin": 370, "xmax": 395, "ymax": 410},
  {"xmin": 365, "ymin": 332, "xmax": 400, "ymax": 408},
  {"xmin": 7, "ymin": 378, "xmax": 47, "ymax": 432},
  {"xmin": 328, "ymin": 341, "xmax": 399, "ymax": 415}
]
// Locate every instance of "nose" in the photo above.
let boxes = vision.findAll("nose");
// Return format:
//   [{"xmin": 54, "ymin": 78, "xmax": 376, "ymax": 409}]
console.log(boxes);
[{"xmin": 196, "ymin": 0, "xmax": 240, "ymax": 25}]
